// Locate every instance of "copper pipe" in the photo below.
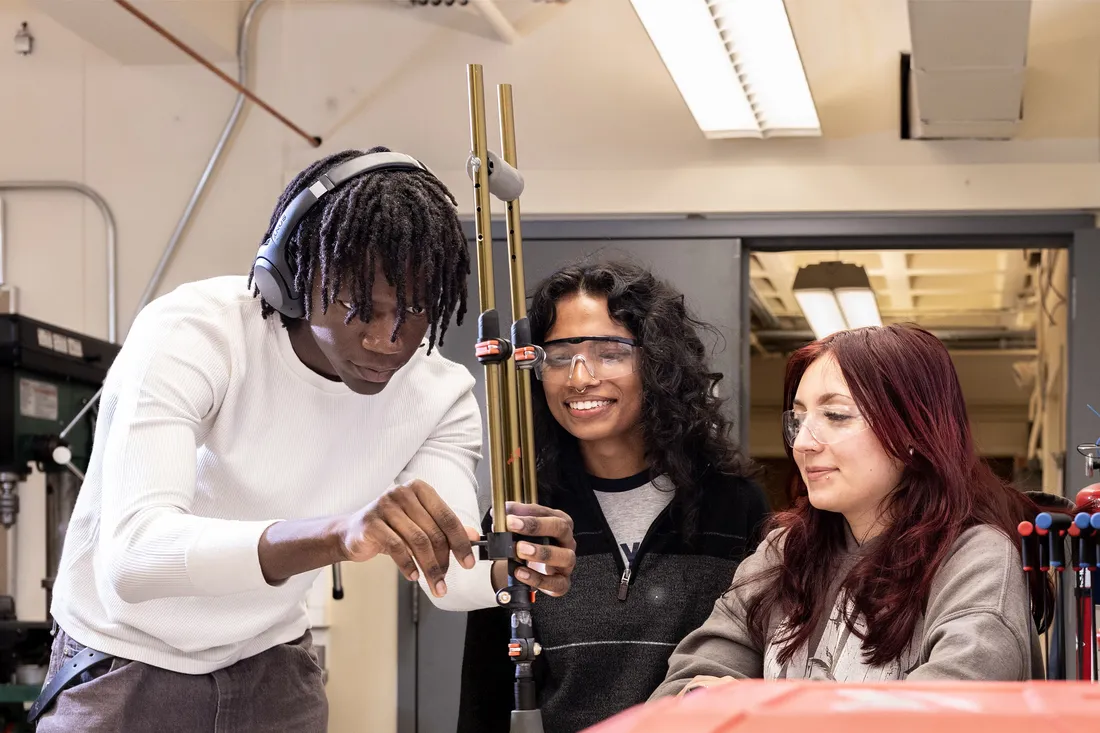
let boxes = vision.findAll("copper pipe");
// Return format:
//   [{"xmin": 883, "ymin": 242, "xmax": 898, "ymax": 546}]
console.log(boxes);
[{"xmin": 114, "ymin": 0, "xmax": 321, "ymax": 148}]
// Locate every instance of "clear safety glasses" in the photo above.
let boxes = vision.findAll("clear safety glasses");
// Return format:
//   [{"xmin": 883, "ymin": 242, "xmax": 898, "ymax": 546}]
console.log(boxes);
[
  {"xmin": 533, "ymin": 336, "xmax": 641, "ymax": 385},
  {"xmin": 782, "ymin": 405, "xmax": 869, "ymax": 447}
]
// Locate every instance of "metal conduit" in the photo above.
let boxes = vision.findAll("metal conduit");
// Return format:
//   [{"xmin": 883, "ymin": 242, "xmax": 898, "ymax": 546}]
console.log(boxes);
[
  {"xmin": 134, "ymin": 0, "xmax": 269, "ymax": 320},
  {"xmin": 0, "ymin": 0, "xmax": 269, "ymax": 420},
  {"xmin": 0, "ymin": 0, "xmax": 269, "ymax": 343},
  {"xmin": 0, "ymin": 181, "xmax": 119, "ymax": 343}
]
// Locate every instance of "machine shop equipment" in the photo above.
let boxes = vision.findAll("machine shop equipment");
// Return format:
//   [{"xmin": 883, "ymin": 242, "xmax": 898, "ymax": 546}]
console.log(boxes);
[{"xmin": 0, "ymin": 313, "xmax": 119, "ymax": 728}]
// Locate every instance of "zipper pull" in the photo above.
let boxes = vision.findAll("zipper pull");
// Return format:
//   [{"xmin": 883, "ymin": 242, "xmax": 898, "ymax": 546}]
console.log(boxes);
[{"xmin": 617, "ymin": 568, "xmax": 632, "ymax": 601}]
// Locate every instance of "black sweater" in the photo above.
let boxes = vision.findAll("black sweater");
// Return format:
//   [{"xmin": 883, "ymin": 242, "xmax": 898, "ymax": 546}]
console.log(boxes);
[{"xmin": 456, "ymin": 470, "xmax": 770, "ymax": 733}]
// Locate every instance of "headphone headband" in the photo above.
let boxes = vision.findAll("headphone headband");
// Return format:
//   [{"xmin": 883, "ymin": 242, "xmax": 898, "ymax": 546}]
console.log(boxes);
[{"xmin": 252, "ymin": 151, "xmax": 432, "ymax": 319}]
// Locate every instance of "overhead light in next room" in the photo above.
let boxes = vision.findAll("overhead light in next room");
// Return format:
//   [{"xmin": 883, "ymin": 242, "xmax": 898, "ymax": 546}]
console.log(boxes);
[
  {"xmin": 629, "ymin": 0, "xmax": 821, "ymax": 138},
  {"xmin": 792, "ymin": 261, "xmax": 883, "ymax": 339}
]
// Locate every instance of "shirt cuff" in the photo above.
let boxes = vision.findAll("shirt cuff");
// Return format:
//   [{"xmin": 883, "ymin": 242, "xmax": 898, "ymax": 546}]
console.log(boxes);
[{"xmin": 185, "ymin": 519, "xmax": 283, "ymax": 595}]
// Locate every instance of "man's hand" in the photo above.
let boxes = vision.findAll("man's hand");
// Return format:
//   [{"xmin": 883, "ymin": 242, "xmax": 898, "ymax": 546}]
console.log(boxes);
[
  {"xmin": 339, "ymin": 479, "xmax": 479, "ymax": 598},
  {"xmin": 490, "ymin": 502, "xmax": 577, "ymax": 597}
]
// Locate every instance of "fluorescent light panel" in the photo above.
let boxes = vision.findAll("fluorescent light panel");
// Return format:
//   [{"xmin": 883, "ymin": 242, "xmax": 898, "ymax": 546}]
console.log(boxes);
[
  {"xmin": 835, "ymin": 288, "xmax": 883, "ymax": 329},
  {"xmin": 793, "ymin": 289, "xmax": 849, "ymax": 340},
  {"xmin": 630, "ymin": 0, "xmax": 821, "ymax": 138}
]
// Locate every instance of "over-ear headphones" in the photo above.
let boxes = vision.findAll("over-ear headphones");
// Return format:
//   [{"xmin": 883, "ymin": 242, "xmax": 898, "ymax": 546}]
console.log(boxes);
[{"xmin": 252, "ymin": 150, "xmax": 434, "ymax": 319}]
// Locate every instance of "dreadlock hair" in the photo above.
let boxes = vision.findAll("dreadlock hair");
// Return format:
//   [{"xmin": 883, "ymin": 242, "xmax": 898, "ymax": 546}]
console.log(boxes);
[{"xmin": 248, "ymin": 146, "xmax": 471, "ymax": 353}]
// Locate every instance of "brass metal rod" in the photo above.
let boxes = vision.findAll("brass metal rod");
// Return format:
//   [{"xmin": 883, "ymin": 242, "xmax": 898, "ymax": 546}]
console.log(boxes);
[
  {"xmin": 468, "ymin": 64, "xmax": 509, "ymax": 532},
  {"xmin": 498, "ymin": 83, "xmax": 538, "ymax": 505},
  {"xmin": 114, "ymin": 0, "xmax": 321, "ymax": 148},
  {"xmin": 502, "ymin": 360, "xmax": 524, "ymax": 504}
]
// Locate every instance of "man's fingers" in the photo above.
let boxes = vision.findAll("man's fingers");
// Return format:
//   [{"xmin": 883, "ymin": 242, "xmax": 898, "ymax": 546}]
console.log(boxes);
[
  {"xmin": 516, "ymin": 541, "xmax": 575, "ymax": 573},
  {"xmin": 414, "ymin": 481, "xmax": 477, "ymax": 570},
  {"xmin": 390, "ymin": 490, "xmax": 452, "ymax": 574},
  {"xmin": 369, "ymin": 521, "xmax": 421, "ymax": 583},
  {"xmin": 385, "ymin": 509, "xmax": 450, "ymax": 598}
]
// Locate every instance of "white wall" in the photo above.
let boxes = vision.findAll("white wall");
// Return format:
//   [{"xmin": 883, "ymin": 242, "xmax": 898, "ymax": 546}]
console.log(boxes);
[
  {"xmin": 4, "ymin": 0, "xmax": 1100, "ymax": 335},
  {"xmin": 0, "ymin": 0, "xmax": 1095, "ymax": 730}
]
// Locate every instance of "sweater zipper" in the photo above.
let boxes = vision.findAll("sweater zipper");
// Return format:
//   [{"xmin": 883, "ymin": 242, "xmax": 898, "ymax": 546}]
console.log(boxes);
[
  {"xmin": 581, "ymin": 489, "xmax": 634, "ymax": 599},
  {"xmin": 581, "ymin": 486, "xmax": 673, "ymax": 601},
  {"xmin": 617, "ymin": 512, "xmax": 667, "ymax": 601},
  {"xmin": 590, "ymin": 493, "xmax": 671, "ymax": 602}
]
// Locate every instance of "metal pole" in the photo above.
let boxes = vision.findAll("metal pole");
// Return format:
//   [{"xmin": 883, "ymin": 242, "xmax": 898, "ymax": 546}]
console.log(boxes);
[
  {"xmin": 498, "ymin": 84, "xmax": 537, "ymax": 506},
  {"xmin": 114, "ymin": 0, "xmax": 320, "ymax": 148},
  {"xmin": 133, "ymin": 0, "xmax": 269, "ymax": 319},
  {"xmin": 0, "ymin": 182, "xmax": 118, "ymax": 343},
  {"xmin": 468, "ymin": 64, "xmax": 510, "ymax": 533}
]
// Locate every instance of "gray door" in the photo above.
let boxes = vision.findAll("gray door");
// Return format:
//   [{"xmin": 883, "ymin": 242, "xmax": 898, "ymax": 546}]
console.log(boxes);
[{"xmin": 398, "ymin": 236, "xmax": 746, "ymax": 733}]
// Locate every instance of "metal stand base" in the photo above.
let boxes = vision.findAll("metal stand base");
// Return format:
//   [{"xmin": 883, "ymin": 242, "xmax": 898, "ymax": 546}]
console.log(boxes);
[{"xmin": 510, "ymin": 709, "xmax": 545, "ymax": 733}]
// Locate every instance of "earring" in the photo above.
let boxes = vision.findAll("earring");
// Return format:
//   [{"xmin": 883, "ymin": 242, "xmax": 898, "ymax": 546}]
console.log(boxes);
[{"xmin": 908, "ymin": 446, "xmax": 915, "ymax": 457}]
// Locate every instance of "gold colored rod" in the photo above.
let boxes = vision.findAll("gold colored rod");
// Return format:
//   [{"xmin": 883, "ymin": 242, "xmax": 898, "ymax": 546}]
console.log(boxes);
[
  {"xmin": 498, "ymin": 83, "xmax": 539, "ymax": 506},
  {"xmin": 468, "ymin": 64, "xmax": 508, "ymax": 533},
  {"xmin": 502, "ymin": 360, "xmax": 524, "ymax": 505}
]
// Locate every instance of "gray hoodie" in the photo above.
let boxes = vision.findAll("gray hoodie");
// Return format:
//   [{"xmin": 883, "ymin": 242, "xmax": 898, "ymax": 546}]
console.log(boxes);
[{"xmin": 651, "ymin": 523, "xmax": 1042, "ymax": 699}]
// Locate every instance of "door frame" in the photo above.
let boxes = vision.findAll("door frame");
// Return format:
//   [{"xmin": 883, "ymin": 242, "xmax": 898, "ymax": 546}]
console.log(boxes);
[{"xmin": 398, "ymin": 210, "xmax": 1095, "ymax": 730}]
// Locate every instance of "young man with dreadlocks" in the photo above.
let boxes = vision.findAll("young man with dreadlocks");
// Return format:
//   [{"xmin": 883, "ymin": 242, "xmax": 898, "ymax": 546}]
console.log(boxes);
[{"xmin": 33, "ymin": 147, "xmax": 577, "ymax": 732}]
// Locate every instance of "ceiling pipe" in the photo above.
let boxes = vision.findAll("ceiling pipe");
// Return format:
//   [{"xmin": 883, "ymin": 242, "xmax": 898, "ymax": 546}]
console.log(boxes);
[
  {"xmin": 134, "ymin": 0, "xmax": 269, "ymax": 326},
  {"xmin": 748, "ymin": 289, "xmax": 781, "ymax": 330},
  {"xmin": 0, "ymin": 0, "xmax": 281, "ymax": 477},
  {"xmin": 0, "ymin": 182, "xmax": 118, "ymax": 343},
  {"xmin": 755, "ymin": 328, "xmax": 1037, "ymax": 352},
  {"xmin": 755, "ymin": 328, "xmax": 1035, "ymax": 342},
  {"xmin": 113, "ymin": 0, "xmax": 320, "ymax": 147},
  {"xmin": 469, "ymin": 0, "xmax": 520, "ymax": 43}
]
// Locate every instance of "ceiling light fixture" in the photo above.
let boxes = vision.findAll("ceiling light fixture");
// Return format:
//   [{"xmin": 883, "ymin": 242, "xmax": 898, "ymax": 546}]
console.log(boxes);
[
  {"xmin": 629, "ymin": 0, "xmax": 821, "ymax": 138},
  {"xmin": 792, "ymin": 261, "xmax": 883, "ymax": 339}
]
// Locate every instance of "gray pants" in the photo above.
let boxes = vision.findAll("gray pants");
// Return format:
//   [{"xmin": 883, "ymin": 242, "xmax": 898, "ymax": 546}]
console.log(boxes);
[{"xmin": 35, "ymin": 626, "xmax": 328, "ymax": 732}]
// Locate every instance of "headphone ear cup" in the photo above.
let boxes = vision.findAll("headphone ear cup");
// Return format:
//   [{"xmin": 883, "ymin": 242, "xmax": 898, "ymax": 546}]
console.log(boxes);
[{"xmin": 254, "ymin": 237, "xmax": 305, "ymax": 319}]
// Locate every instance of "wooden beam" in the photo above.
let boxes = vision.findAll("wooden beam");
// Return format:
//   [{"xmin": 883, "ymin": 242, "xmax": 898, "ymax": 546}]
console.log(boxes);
[{"xmin": 879, "ymin": 252, "xmax": 914, "ymax": 312}]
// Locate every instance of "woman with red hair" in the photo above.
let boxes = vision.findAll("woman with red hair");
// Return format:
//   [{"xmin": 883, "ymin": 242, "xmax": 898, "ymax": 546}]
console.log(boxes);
[{"xmin": 650, "ymin": 324, "xmax": 1051, "ymax": 694}]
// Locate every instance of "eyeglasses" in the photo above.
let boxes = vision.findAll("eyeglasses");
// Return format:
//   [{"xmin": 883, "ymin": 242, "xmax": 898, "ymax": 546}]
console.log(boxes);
[
  {"xmin": 782, "ymin": 405, "xmax": 869, "ymax": 447},
  {"xmin": 533, "ymin": 336, "xmax": 641, "ymax": 385}
]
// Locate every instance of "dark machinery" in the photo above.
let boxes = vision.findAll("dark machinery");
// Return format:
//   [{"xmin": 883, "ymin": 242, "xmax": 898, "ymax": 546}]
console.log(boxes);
[{"xmin": 0, "ymin": 314, "xmax": 119, "ymax": 728}]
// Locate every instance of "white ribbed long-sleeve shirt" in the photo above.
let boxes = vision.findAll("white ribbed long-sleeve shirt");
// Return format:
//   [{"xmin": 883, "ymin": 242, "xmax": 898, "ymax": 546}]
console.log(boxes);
[{"xmin": 51, "ymin": 275, "xmax": 497, "ymax": 674}]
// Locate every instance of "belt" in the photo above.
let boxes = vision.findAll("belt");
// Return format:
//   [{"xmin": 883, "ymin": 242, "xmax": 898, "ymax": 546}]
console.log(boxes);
[{"xmin": 27, "ymin": 646, "xmax": 115, "ymax": 723}]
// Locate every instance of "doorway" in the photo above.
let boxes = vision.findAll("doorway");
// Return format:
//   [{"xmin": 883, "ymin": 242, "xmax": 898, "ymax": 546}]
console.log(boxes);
[
  {"xmin": 398, "ymin": 213, "xmax": 1092, "ymax": 731},
  {"xmin": 747, "ymin": 247, "xmax": 1068, "ymax": 510}
]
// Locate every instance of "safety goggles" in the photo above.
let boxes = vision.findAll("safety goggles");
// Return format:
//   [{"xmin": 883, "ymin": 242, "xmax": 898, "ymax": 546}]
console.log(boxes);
[
  {"xmin": 533, "ymin": 336, "xmax": 641, "ymax": 385},
  {"xmin": 782, "ymin": 405, "xmax": 869, "ymax": 447}
]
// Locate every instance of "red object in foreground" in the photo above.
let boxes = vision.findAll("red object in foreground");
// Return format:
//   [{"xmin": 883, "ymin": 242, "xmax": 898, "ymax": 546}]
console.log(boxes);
[
  {"xmin": 1076, "ymin": 484, "xmax": 1100, "ymax": 511},
  {"xmin": 582, "ymin": 680, "xmax": 1100, "ymax": 733}
]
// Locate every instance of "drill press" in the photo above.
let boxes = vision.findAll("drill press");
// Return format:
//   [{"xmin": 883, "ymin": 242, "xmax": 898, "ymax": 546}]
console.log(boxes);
[{"xmin": 0, "ymin": 313, "xmax": 118, "ymax": 723}]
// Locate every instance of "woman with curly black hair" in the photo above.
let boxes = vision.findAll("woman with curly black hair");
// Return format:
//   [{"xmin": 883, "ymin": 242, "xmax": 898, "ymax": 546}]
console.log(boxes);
[{"xmin": 456, "ymin": 260, "xmax": 770, "ymax": 733}]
